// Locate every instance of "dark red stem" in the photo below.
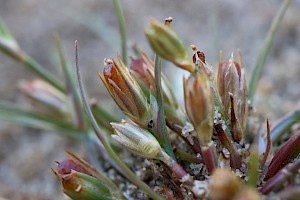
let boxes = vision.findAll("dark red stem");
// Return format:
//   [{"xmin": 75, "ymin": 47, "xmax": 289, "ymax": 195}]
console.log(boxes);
[
  {"xmin": 214, "ymin": 124, "xmax": 242, "ymax": 169},
  {"xmin": 264, "ymin": 131, "xmax": 300, "ymax": 181},
  {"xmin": 201, "ymin": 142, "xmax": 217, "ymax": 174},
  {"xmin": 260, "ymin": 159, "xmax": 300, "ymax": 194},
  {"xmin": 260, "ymin": 119, "xmax": 271, "ymax": 171},
  {"xmin": 166, "ymin": 119, "xmax": 202, "ymax": 154}
]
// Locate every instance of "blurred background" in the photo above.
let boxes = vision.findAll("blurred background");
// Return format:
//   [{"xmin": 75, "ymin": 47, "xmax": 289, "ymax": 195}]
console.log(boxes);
[{"xmin": 0, "ymin": 0, "xmax": 299, "ymax": 199}]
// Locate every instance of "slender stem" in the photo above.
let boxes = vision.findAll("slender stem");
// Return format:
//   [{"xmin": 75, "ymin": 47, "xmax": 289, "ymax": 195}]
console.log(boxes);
[
  {"xmin": 264, "ymin": 131, "xmax": 300, "ymax": 181},
  {"xmin": 112, "ymin": 0, "xmax": 127, "ymax": 65},
  {"xmin": 201, "ymin": 142, "xmax": 218, "ymax": 174},
  {"xmin": 54, "ymin": 34, "xmax": 86, "ymax": 131},
  {"xmin": 271, "ymin": 108, "xmax": 300, "ymax": 144},
  {"xmin": 166, "ymin": 119, "xmax": 202, "ymax": 154},
  {"xmin": 75, "ymin": 41, "xmax": 163, "ymax": 200},
  {"xmin": 214, "ymin": 124, "xmax": 242, "ymax": 169},
  {"xmin": 159, "ymin": 151, "xmax": 205, "ymax": 198},
  {"xmin": 83, "ymin": 135, "xmax": 104, "ymax": 172},
  {"xmin": 0, "ymin": 101, "xmax": 81, "ymax": 138},
  {"xmin": 247, "ymin": 146, "xmax": 259, "ymax": 188},
  {"xmin": 159, "ymin": 151, "xmax": 194, "ymax": 186},
  {"xmin": 248, "ymin": 0, "xmax": 292, "ymax": 103},
  {"xmin": 154, "ymin": 55, "xmax": 176, "ymax": 159},
  {"xmin": 89, "ymin": 133, "xmax": 128, "ymax": 180},
  {"xmin": 260, "ymin": 159, "xmax": 300, "ymax": 194},
  {"xmin": 260, "ymin": 119, "xmax": 271, "ymax": 171},
  {"xmin": 0, "ymin": 38, "xmax": 64, "ymax": 92},
  {"xmin": 173, "ymin": 147, "xmax": 202, "ymax": 164},
  {"xmin": 91, "ymin": 103, "xmax": 120, "ymax": 131}
]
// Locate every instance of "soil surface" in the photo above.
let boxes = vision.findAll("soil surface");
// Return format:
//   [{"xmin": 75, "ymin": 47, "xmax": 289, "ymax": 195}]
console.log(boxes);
[{"xmin": 0, "ymin": 0, "xmax": 299, "ymax": 199}]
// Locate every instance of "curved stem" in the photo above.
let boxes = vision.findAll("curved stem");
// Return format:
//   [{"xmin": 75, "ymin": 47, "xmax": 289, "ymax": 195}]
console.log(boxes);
[
  {"xmin": 75, "ymin": 41, "xmax": 163, "ymax": 200},
  {"xmin": 271, "ymin": 108, "xmax": 300, "ymax": 144},
  {"xmin": 112, "ymin": 0, "xmax": 127, "ymax": 65},
  {"xmin": 248, "ymin": 0, "xmax": 292, "ymax": 103},
  {"xmin": 153, "ymin": 55, "xmax": 176, "ymax": 159}
]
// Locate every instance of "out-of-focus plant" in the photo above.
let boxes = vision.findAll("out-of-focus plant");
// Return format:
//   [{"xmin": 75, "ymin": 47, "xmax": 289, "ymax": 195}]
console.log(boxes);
[{"xmin": 0, "ymin": 0, "xmax": 299, "ymax": 199}]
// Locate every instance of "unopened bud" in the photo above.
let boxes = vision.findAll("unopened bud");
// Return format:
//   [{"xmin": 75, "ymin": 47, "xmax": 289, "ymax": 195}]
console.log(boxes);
[
  {"xmin": 52, "ymin": 169, "xmax": 113, "ymax": 200},
  {"xmin": 18, "ymin": 79, "xmax": 67, "ymax": 115},
  {"xmin": 184, "ymin": 73, "xmax": 214, "ymax": 145},
  {"xmin": 99, "ymin": 55, "xmax": 152, "ymax": 128},
  {"xmin": 111, "ymin": 121, "xmax": 162, "ymax": 159},
  {"xmin": 53, "ymin": 151, "xmax": 122, "ymax": 200},
  {"xmin": 217, "ymin": 52, "xmax": 248, "ymax": 143},
  {"xmin": 0, "ymin": 20, "xmax": 23, "ymax": 60},
  {"xmin": 145, "ymin": 19, "xmax": 196, "ymax": 73}
]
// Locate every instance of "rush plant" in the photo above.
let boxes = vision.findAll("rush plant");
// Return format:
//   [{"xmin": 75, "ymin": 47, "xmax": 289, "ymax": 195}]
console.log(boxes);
[{"xmin": 0, "ymin": 0, "xmax": 299, "ymax": 199}]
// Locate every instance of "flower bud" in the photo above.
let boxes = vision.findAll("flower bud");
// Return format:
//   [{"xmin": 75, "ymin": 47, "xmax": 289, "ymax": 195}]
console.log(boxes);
[
  {"xmin": 99, "ymin": 55, "xmax": 151, "ymax": 128},
  {"xmin": 52, "ymin": 151, "xmax": 122, "ymax": 200},
  {"xmin": 217, "ymin": 52, "xmax": 248, "ymax": 143},
  {"xmin": 130, "ymin": 57, "xmax": 155, "ymax": 93},
  {"xmin": 208, "ymin": 168, "xmax": 242, "ymax": 200},
  {"xmin": 130, "ymin": 52, "xmax": 186, "ymax": 125},
  {"xmin": 52, "ymin": 169, "xmax": 113, "ymax": 200},
  {"xmin": 111, "ymin": 121, "xmax": 162, "ymax": 159},
  {"xmin": 0, "ymin": 19, "xmax": 23, "ymax": 61},
  {"xmin": 145, "ymin": 19, "xmax": 196, "ymax": 73},
  {"xmin": 184, "ymin": 73, "xmax": 214, "ymax": 145},
  {"xmin": 18, "ymin": 79, "xmax": 67, "ymax": 115}
]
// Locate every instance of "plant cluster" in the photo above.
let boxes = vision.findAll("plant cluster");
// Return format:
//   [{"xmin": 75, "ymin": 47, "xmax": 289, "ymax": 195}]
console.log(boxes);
[{"xmin": 0, "ymin": 0, "xmax": 299, "ymax": 199}]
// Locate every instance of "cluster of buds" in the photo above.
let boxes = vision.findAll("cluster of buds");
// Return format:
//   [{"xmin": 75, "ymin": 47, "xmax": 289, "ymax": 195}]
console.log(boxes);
[
  {"xmin": 45, "ymin": 18, "xmax": 300, "ymax": 200},
  {"xmin": 129, "ymin": 50, "xmax": 187, "ymax": 125},
  {"xmin": 94, "ymin": 18, "xmax": 299, "ymax": 199},
  {"xmin": 0, "ymin": 8, "xmax": 298, "ymax": 200}
]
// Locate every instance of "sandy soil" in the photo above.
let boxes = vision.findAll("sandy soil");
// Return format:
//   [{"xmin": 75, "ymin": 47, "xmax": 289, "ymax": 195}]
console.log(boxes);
[{"xmin": 0, "ymin": 0, "xmax": 299, "ymax": 199}]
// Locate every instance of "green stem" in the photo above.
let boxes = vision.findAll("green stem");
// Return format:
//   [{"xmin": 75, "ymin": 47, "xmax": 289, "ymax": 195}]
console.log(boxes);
[
  {"xmin": 83, "ymin": 134, "xmax": 104, "ymax": 172},
  {"xmin": 247, "ymin": 146, "xmax": 259, "ymax": 188},
  {"xmin": 75, "ymin": 41, "xmax": 163, "ymax": 200},
  {"xmin": 0, "ymin": 38, "xmax": 64, "ymax": 92},
  {"xmin": 173, "ymin": 147, "xmax": 202, "ymax": 164},
  {"xmin": 248, "ymin": 0, "xmax": 292, "ymax": 103},
  {"xmin": 112, "ymin": 0, "xmax": 127, "ymax": 65},
  {"xmin": 54, "ymin": 34, "xmax": 86, "ymax": 131},
  {"xmin": 154, "ymin": 55, "xmax": 176, "ymax": 159},
  {"xmin": 91, "ymin": 104, "xmax": 120, "ymax": 131},
  {"xmin": 0, "ymin": 101, "xmax": 81, "ymax": 138},
  {"xmin": 271, "ymin": 108, "xmax": 300, "ymax": 144}
]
